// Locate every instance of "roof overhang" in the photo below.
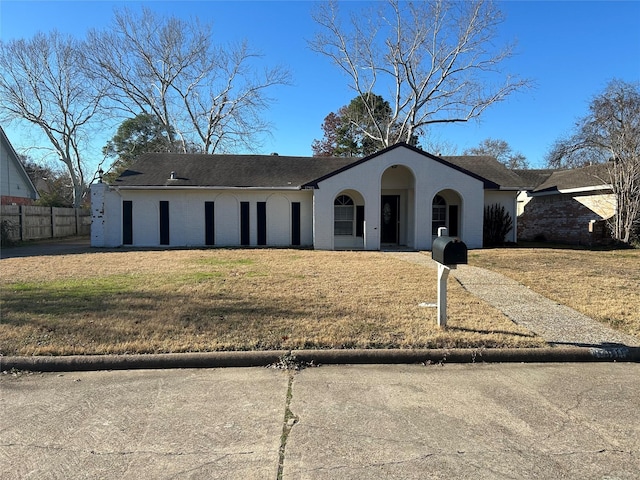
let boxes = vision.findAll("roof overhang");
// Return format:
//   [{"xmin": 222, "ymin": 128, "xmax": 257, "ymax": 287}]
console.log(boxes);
[
  {"xmin": 110, "ymin": 185, "xmax": 304, "ymax": 191},
  {"xmin": 558, "ymin": 185, "xmax": 612, "ymax": 194},
  {"xmin": 529, "ymin": 184, "xmax": 612, "ymax": 196}
]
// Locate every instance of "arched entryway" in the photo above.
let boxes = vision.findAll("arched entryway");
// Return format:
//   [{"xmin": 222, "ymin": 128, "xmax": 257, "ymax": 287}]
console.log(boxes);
[
  {"xmin": 381, "ymin": 165, "xmax": 416, "ymax": 247},
  {"xmin": 432, "ymin": 189, "xmax": 463, "ymax": 240}
]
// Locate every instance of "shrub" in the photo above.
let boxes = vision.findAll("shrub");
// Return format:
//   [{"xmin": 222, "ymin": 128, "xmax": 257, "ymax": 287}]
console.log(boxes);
[
  {"xmin": 483, "ymin": 204, "xmax": 513, "ymax": 247},
  {"xmin": 0, "ymin": 219, "xmax": 19, "ymax": 247}
]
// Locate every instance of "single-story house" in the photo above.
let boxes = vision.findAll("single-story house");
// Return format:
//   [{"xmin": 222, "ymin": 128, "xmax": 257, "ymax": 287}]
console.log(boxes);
[
  {"xmin": 516, "ymin": 164, "xmax": 615, "ymax": 245},
  {"xmin": 1, "ymin": 126, "xmax": 39, "ymax": 206},
  {"xmin": 91, "ymin": 143, "xmax": 525, "ymax": 250}
]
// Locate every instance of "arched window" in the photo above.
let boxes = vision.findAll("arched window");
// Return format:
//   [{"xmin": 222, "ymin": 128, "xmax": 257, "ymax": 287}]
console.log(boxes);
[
  {"xmin": 432, "ymin": 195, "xmax": 446, "ymax": 235},
  {"xmin": 334, "ymin": 195, "xmax": 354, "ymax": 235}
]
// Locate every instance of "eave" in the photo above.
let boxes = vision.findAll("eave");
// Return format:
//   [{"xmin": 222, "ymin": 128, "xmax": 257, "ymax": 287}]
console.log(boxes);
[{"xmin": 110, "ymin": 185, "xmax": 304, "ymax": 191}]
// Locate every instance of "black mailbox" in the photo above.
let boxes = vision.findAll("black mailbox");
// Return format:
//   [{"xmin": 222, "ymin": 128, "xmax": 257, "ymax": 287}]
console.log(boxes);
[{"xmin": 432, "ymin": 236, "xmax": 468, "ymax": 266}]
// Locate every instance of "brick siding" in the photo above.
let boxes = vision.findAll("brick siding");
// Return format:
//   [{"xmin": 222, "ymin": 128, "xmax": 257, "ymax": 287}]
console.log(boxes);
[
  {"xmin": 1, "ymin": 195, "xmax": 35, "ymax": 206},
  {"xmin": 518, "ymin": 193, "xmax": 612, "ymax": 245}
]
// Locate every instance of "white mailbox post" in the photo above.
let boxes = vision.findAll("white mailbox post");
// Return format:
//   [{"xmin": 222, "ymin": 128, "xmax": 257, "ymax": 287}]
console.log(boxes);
[
  {"xmin": 437, "ymin": 227, "xmax": 452, "ymax": 327},
  {"xmin": 431, "ymin": 227, "xmax": 468, "ymax": 328},
  {"xmin": 437, "ymin": 263, "xmax": 452, "ymax": 327}
]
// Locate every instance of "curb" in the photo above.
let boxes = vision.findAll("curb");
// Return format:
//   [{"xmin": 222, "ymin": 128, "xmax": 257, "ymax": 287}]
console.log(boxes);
[{"xmin": 2, "ymin": 346, "xmax": 639, "ymax": 372}]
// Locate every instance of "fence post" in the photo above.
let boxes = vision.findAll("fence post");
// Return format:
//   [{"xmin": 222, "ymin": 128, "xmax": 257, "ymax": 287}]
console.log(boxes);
[{"xmin": 20, "ymin": 205, "xmax": 26, "ymax": 241}]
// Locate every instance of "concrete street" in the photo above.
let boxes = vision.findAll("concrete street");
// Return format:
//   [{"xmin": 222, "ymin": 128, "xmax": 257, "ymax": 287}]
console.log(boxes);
[{"xmin": 2, "ymin": 363, "xmax": 639, "ymax": 479}]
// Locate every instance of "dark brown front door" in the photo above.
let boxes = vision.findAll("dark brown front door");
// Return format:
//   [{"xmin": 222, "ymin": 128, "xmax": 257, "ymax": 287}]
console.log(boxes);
[{"xmin": 381, "ymin": 195, "xmax": 399, "ymax": 244}]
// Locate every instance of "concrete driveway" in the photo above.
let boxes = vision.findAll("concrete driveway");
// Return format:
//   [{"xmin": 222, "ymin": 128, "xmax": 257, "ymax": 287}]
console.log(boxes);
[
  {"xmin": 2, "ymin": 363, "xmax": 639, "ymax": 479},
  {"xmin": 0, "ymin": 236, "xmax": 92, "ymax": 259}
]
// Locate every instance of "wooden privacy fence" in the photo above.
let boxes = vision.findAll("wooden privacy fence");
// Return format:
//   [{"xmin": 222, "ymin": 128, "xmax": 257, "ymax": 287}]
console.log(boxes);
[{"xmin": 1, "ymin": 205, "xmax": 91, "ymax": 242}]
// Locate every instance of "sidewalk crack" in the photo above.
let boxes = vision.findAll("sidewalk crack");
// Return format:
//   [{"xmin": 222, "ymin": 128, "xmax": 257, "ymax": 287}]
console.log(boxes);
[{"xmin": 276, "ymin": 371, "xmax": 298, "ymax": 480}]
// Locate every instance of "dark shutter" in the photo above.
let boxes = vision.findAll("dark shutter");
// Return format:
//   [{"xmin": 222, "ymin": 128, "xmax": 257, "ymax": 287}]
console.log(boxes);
[
  {"xmin": 291, "ymin": 202, "xmax": 301, "ymax": 246},
  {"xmin": 123, "ymin": 201, "xmax": 133, "ymax": 245},
  {"xmin": 205, "ymin": 201, "xmax": 215, "ymax": 245},
  {"xmin": 159, "ymin": 201, "xmax": 170, "ymax": 245},
  {"xmin": 257, "ymin": 202, "xmax": 267, "ymax": 245},
  {"xmin": 240, "ymin": 202, "xmax": 250, "ymax": 246},
  {"xmin": 356, "ymin": 205, "xmax": 364, "ymax": 237}
]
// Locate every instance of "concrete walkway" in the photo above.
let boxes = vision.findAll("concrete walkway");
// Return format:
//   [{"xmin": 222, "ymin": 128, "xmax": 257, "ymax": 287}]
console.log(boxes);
[{"xmin": 385, "ymin": 252, "xmax": 640, "ymax": 348}]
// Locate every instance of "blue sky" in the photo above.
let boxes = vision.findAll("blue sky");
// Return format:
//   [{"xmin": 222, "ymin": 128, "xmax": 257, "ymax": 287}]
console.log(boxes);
[{"xmin": 1, "ymin": 0, "xmax": 639, "ymax": 171}]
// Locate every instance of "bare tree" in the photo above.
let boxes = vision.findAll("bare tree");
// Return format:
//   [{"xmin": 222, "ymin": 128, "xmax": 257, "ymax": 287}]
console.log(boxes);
[
  {"xmin": 21, "ymin": 155, "xmax": 75, "ymax": 207},
  {"xmin": 546, "ymin": 79, "xmax": 640, "ymax": 244},
  {"xmin": 464, "ymin": 138, "xmax": 529, "ymax": 169},
  {"xmin": 86, "ymin": 7, "xmax": 290, "ymax": 154},
  {"xmin": 310, "ymin": 0, "xmax": 530, "ymax": 149},
  {"xmin": 0, "ymin": 32, "xmax": 104, "ymax": 207}
]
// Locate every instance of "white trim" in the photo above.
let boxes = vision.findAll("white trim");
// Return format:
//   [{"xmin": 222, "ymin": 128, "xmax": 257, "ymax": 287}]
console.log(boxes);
[
  {"xmin": 558, "ymin": 185, "xmax": 612, "ymax": 194},
  {"xmin": 529, "ymin": 184, "xmax": 611, "ymax": 196}
]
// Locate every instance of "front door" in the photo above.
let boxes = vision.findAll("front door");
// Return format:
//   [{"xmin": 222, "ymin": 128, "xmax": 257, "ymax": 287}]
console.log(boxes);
[{"xmin": 381, "ymin": 195, "xmax": 399, "ymax": 244}]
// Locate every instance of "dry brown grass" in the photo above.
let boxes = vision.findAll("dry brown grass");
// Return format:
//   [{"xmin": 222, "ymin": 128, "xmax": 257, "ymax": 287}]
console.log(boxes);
[
  {"xmin": 0, "ymin": 249, "xmax": 542, "ymax": 356},
  {"xmin": 469, "ymin": 246, "xmax": 640, "ymax": 338}
]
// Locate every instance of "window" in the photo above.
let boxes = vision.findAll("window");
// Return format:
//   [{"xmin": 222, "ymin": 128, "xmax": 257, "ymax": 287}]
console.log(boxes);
[
  {"xmin": 334, "ymin": 195, "xmax": 354, "ymax": 235},
  {"xmin": 432, "ymin": 195, "xmax": 446, "ymax": 235}
]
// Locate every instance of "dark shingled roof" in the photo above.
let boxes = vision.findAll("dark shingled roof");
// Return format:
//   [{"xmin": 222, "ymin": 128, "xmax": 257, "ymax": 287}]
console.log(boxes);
[
  {"xmin": 113, "ymin": 153, "xmax": 357, "ymax": 188},
  {"xmin": 512, "ymin": 169, "xmax": 554, "ymax": 190},
  {"xmin": 112, "ymin": 144, "xmax": 529, "ymax": 190},
  {"xmin": 442, "ymin": 156, "xmax": 525, "ymax": 189},
  {"xmin": 518, "ymin": 164, "xmax": 612, "ymax": 193}
]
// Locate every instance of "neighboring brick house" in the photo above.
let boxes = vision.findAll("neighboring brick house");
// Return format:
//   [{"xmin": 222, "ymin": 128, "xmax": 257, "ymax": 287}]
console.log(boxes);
[
  {"xmin": 0, "ymin": 126, "xmax": 39, "ymax": 205},
  {"xmin": 516, "ymin": 164, "xmax": 614, "ymax": 245}
]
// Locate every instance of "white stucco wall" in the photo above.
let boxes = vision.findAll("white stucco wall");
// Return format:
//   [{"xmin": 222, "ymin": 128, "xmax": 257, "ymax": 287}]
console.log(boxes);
[
  {"xmin": 92, "ymin": 185, "xmax": 313, "ymax": 248},
  {"xmin": 314, "ymin": 148, "xmax": 486, "ymax": 250}
]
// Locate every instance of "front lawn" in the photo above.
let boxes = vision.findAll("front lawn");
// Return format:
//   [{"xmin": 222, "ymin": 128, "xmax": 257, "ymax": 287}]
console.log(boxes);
[{"xmin": 0, "ymin": 249, "xmax": 542, "ymax": 356}]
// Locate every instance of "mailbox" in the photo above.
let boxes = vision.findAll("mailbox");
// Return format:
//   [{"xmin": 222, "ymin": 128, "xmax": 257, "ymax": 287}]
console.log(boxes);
[{"xmin": 432, "ymin": 236, "xmax": 468, "ymax": 266}]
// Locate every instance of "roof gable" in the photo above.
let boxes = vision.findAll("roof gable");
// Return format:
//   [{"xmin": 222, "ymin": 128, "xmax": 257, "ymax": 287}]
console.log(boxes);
[
  {"xmin": 301, "ymin": 143, "xmax": 506, "ymax": 189},
  {"xmin": 0, "ymin": 126, "xmax": 39, "ymax": 200}
]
